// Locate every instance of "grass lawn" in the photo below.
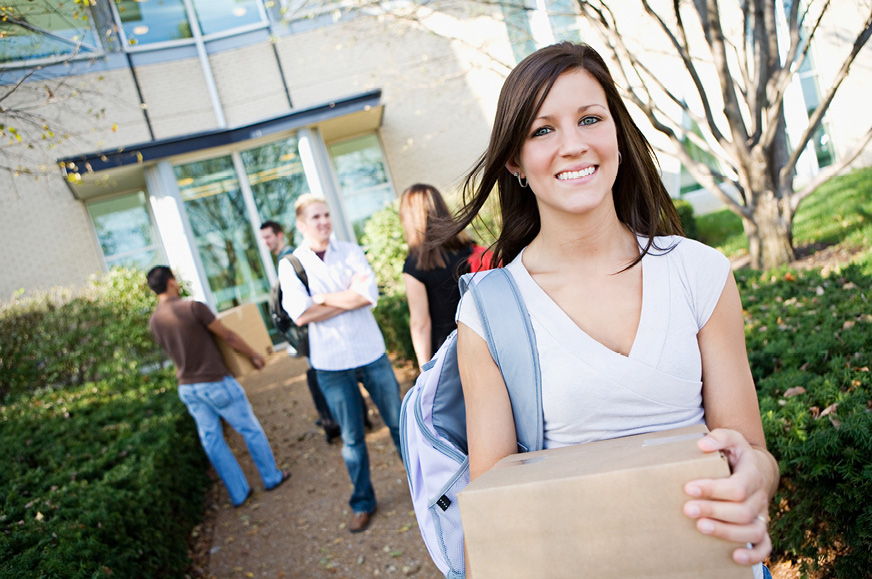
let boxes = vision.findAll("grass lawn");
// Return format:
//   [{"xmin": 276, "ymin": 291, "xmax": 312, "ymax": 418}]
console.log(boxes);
[{"xmin": 694, "ymin": 165, "xmax": 872, "ymax": 270}]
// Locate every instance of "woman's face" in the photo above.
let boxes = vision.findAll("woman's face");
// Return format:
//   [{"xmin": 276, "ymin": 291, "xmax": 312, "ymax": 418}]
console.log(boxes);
[{"xmin": 506, "ymin": 68, "xmax": 620, "ymax": 223}]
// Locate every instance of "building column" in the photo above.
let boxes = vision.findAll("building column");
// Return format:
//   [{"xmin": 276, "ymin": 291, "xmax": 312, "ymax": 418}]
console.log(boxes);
[
  {"xmin": 297, "ymin": 127, "xmax": 354, "ymax": 242},
  {"xmin": 145, "ymin": 161, "xmax": 213, "ymax": 305}
]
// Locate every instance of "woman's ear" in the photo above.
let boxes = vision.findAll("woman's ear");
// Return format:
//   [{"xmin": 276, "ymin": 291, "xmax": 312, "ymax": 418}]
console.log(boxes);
[{"xmin": 505, "ymin": 161, "xmax": 522, "ymax": 177}]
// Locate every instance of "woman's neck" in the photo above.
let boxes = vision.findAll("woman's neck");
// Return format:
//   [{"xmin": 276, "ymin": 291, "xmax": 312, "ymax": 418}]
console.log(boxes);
[{"xmin": 524, "ymin": 209, "xmax": 637, "ymax": 273}]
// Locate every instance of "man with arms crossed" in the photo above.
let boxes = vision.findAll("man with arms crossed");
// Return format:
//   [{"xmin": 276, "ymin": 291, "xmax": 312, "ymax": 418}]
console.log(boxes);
[
  {"xmin": 147, "ymin": 266, "xmax": 289, "ymax": 507},
  {"xmin": 279, "ymin": 194, "xmax": 401, "ymax": 533}
]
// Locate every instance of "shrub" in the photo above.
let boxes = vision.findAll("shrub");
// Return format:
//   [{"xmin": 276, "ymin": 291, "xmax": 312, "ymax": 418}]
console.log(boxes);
[
  {"xmin": 1, "ymin": 269, "xmax": 210, "ymax": 577},
  {"xmin": 738, "ymin": 264, "xmax": 872, "ymax": 578},
  {"xmin": 360, "ymin": 202, "xmax": 416, "ymax": 363},
  {"xmin": 0, "ymin": 268, "xmax": 165, "ymax": 401},
  {"xmin": 672, "ymin": 198, "xmax": 698, "ymax": 240},
  {"xmin": 0, "ymin": 370, "xmax": 210, "ymax": 578}
]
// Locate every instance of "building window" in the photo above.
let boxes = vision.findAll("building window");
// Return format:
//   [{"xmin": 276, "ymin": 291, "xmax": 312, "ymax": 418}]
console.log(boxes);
[
  {"xmin": 797, "ymin": 54, "xmax": 834, "ymax": 168},
  {"xmin": 679, "ymin": 117, "xmax": 723, "ymax": 196},
  {"xmin": 175, "ymin": 156, "xmax": 270, "ymax": 311},
  {"xmin": 0, "ymin": 0, "xmax": 102, "ymax": 64},
  {"xmin": 328, "ymin": 134, "xmax": 395, "ymax": 241},
  {"xmin": 780, "ymin": 0, "xmax": 834, "ymax": 170},
  {"xmin": 501, "ymin": 1, "xmax": 536, "ymax": 63},
  {"xmin": 114, "ymin": 0, "xmax": 191, "ymax": 46},
  {"xmin": 114, "ymin": 0, "xmax": 268, "ymax": 46},
  {"xmin": 546, "ymin": 0, "xmax": 582, "ymax": 43},
  {"xmin": 191, "ymin": 0, "xmax": 264, "ymax": 35},
  {"xmin": 87, "ymin": 191, "xmax": 164, "ymax": 271},
  {"xmin": 501, "ymin": 0, "xmax": 581, "ymax": 64},
  {"xmin": 241, "ymin": 136, "xmax": 311, "ymax": 248}
]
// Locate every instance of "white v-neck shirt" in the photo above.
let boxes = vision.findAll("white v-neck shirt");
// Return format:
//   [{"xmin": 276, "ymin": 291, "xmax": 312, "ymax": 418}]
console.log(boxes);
[
  {"xmin": 457, "ymin": 236, "xmax": 764, "ymax": 579},
  {"xmin": 457, "ymin": 236, "xmax": 731, "ymax": 450}
]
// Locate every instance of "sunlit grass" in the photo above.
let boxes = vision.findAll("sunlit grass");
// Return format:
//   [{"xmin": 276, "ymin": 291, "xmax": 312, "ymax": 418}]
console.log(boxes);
[{"xmin": 695, "ymin": 166, "xmax": 872, "ymax": 270}]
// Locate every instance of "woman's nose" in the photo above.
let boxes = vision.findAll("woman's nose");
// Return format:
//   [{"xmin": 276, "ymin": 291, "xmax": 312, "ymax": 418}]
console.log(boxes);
[{"xmin": 559, "ymin": 128, "xmax": 589, "ymax": 157}]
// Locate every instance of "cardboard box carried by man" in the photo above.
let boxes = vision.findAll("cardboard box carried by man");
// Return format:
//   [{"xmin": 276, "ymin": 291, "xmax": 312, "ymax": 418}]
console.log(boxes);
[
  {"xmin": 459, "ymin": 424, "xmax": 751, "ymax": 579},
  {"xmin": 215, "ymin": 303, "xmax": 273, "ymax": 378}
]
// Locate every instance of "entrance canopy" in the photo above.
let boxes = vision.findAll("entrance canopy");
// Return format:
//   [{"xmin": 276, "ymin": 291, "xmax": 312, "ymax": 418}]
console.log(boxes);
[{"xmin": 60, "ymin": 90, "xmax": 384, "ymax": 200}]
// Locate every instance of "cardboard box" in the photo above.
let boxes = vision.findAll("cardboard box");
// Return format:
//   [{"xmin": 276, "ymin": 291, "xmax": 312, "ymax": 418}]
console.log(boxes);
[
  {"xmin": 459, "ymin": 424, "xmax": 750, "ymax": 579},
  {"xmin": 215, "ymin": 303, "xmax": 274, "ymax": 378}
]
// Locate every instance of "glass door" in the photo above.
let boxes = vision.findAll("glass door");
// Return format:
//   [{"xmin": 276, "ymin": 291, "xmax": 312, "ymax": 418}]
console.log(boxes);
[
  {"xmin": 174, "ymin": 156, "xmax": 270, "ymax": 312},
  {"xmin": 242, "ymin": 136, "xmax": 311, "ymax": 251}
]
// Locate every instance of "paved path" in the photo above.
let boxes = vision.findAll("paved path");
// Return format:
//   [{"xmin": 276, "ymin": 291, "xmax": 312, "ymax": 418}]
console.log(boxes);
[{"xmin": 197, "ymin": 353, "xmax": 443, "ymax": 579}]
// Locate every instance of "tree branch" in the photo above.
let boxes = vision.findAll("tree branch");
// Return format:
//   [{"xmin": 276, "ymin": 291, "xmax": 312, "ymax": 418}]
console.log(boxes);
[
  {"xmin": 781, "ymin": 6, "xmax": 872, "ymax": 182},
  {"xmin": 790, "ymin": 125, "xmax": 872, "ymax": 215},
  {"xmin": 636, "ymin": 0, "xmax": 730, "ymax": 147},
  {"xmin": 762, "ymin": 0, "xmax": 827, "ymax": 148},
  {"xmin": 698, "ymin": 0, "xmax": 751, "ymax": 158}
]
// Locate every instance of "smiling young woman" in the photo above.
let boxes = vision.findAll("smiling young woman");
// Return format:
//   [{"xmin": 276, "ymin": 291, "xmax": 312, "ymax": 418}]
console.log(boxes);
[{"xmin": 434, "ymin": 42, "xmax": 779, "ymax": 579}]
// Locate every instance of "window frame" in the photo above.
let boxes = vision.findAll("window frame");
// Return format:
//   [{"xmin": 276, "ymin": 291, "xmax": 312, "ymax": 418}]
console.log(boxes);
[
  {"xmin": 0, "ymin": 0, "xmax": 104, "ymax": 68},
  {"xmin": 85, "ymin": 189, "xmax": 167, "ymax": 272}
]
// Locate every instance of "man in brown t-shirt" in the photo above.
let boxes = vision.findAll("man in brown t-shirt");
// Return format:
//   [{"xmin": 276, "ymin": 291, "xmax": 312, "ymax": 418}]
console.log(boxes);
[{"xmin": 147, "ymin": 266, "xmax": 289, "ymax": 507}]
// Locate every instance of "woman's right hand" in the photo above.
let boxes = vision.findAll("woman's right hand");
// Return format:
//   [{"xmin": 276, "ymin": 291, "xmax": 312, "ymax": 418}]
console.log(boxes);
[{"xmin": 683, "ymin": 428, "xmax": 777, "ymax": 565}]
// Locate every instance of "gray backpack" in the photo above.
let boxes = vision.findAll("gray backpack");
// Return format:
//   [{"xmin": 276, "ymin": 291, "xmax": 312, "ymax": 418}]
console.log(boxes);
[{"xmin": 398, "ymin": 268, "xmax": 543, "ymax": 578}]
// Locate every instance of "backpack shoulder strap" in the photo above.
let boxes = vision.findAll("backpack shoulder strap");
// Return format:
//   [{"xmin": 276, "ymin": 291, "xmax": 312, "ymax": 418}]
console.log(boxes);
[
  {"xmin": 460, "ymin": 269, "xmax": 543, "ymax": 453},
  {"xmin": 283, "ymin": 254, "xmax": 309, "ymax": 295}
]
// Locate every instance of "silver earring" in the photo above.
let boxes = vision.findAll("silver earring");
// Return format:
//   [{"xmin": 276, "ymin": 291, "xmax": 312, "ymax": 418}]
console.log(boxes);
[
  {"xmin": 618, "ymin": 152, "xmax": 622, "ymax": 165},
  {"xmin": 514, "ymin": 172, "xmax": 528, "ymax": 188}
]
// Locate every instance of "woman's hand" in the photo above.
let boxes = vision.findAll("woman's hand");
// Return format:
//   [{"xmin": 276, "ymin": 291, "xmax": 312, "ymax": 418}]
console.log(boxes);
[{"xmin": 682, "ymin": 428, "xmax": 776, "ymax": 566}]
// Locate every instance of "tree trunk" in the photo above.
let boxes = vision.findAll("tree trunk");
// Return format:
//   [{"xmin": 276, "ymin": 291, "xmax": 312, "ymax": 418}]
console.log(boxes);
[{"xmin": 742, "ymin": 191, "xmax": 795, "ymax": 270}]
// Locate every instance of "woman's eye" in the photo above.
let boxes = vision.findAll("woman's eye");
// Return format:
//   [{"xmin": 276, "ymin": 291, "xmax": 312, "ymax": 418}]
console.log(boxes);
[
  {"xmin": 580, "ymin": 116, "xmax": 600, "ymax": 126},
  {"xmin": 531, "ymin": 126, "xmax": 552, "ymax": 138}
]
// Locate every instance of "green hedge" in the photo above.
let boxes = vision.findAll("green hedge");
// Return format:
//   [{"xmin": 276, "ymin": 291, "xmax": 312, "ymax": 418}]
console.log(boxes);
[
  {"xmin": 1, "ymin": 269, "xmax": 165, "ymax": 401},
  {"xmin": 0, "ymin": 371, "xmax": 209, "ymax": 578},
  {"xmin": 361, "ymin": 202, "xmax": 417, "ymax": 364},
  {"xmin": 0, "ymin": 270, "xmax": 209, "ymax": 578},
  {"xmin": 672, "ymin": 198, "xmax": 698, "ymax": 240},
  {"xmin": 739, "ymin": 265, "xmax": 872, "ymax": 578}
]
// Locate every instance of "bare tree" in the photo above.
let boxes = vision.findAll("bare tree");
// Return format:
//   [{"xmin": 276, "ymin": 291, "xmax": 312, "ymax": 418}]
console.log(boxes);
[
  {"xmin": 298, "ymin": 0, "xmax": 871, "ymax": 269},
  {"xmin": 0, "ymin": 2, "xmax": 120, "ymax": 191},
  {"xmin": 576, "ymin": 0, "xmax": 872, "ymax": 269}
]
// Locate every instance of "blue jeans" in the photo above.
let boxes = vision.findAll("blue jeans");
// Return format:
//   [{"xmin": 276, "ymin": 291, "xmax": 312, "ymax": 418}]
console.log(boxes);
[
  {"xmin": 178, "ymin": 375, "xmax": 283, "ymax": 506},
  {"xmin": 316, "ymin": 353, "xmax": 401, "ymax": 513}
]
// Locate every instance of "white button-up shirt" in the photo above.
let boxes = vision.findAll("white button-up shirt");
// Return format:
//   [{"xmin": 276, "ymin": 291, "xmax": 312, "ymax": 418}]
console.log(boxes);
[{"xmin": 279, "ymin": 239, "xmax": 386, "ymax": 371}]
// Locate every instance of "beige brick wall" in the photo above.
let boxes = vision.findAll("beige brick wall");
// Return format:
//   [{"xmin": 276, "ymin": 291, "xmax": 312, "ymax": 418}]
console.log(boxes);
[
  {"xmin": 0, "ymin": 68, "xmax": 153, "ymax": 299},
  {"xmin": 210, "ymin": 42, "xmax": 292, "ymax": 127},
  {"xmin": 134, "ymin": 58, "xmax": 220, "ymax": 139},
  {"xmin": 0, "ymin": 174, "xmax": 104, "ymax": 300},
  {"xmin": 279, "ymin": 11, "xmax": 512, "ymax": 198}
]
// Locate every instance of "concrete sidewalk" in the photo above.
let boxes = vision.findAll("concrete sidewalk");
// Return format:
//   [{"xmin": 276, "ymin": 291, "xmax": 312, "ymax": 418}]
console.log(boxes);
[{"xmin": 195, "ymin": 352, "xmax": 441, "ymax": 578}]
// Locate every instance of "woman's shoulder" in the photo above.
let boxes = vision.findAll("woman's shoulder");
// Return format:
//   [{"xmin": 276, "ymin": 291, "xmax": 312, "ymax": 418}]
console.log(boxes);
[{"xmin": 645, "ymin": 235, "xmax": 729, "ymax": 266}]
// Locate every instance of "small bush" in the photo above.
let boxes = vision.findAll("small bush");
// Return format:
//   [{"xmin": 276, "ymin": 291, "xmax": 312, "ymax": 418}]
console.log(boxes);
[
  {"xmin": 1, "ymin": 269, "xmax": 210, "ymax": 577},
  {"xmin": 672, "ymin": 198, "xmax": 698, "ymax": 240},
  {"xmin": 739, "ymin": 264, "xmax": 872, "ymax": 578},
  {"xmin": 361, "ymin": 203, "xmax": 417, "ymax": 364},
  {"xmin": 0, "ymin": 269, "xmax": 165, "ymax": 401}
]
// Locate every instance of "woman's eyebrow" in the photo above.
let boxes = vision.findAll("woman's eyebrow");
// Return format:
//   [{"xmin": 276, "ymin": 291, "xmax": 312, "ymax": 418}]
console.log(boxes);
[{"xmin": 534, "ymin": 103, "xmax": 607, "ymax": 122}]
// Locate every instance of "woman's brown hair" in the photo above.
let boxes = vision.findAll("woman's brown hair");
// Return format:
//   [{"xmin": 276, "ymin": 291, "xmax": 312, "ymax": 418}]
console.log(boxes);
[
  {"xmin": 435, "ymin": 42, "xmax": 682, "ymax": 268},
  {"xmin": 399, "ymin": 183, "xmax": 472, "ymax": 271}
]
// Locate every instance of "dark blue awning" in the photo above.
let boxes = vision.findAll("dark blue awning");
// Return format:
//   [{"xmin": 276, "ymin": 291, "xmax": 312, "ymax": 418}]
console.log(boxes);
[{"xmin": 59, "ymin": 89, "xmax": 382, "ymax": 176}]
